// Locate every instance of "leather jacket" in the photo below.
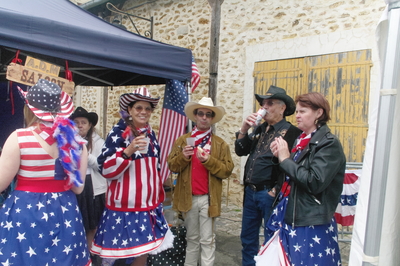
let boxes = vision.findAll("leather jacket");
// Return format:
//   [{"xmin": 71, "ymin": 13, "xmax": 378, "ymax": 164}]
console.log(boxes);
[{"xmin": 279, "ymin": 125, "xmax": 346, "ymax": 227}]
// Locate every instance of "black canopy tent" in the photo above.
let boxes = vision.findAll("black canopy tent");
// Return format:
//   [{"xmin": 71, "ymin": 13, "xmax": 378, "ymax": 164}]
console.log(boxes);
[{"xmin": 0, "ymin": 0, "xmax": 193, "ymax": 86}]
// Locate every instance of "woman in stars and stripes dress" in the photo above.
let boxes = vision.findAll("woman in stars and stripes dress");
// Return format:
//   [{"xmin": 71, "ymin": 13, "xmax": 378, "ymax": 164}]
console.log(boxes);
[
  {"xmin": 0, "ymin": 79, "xmax": 91, "ymax": 266},
  {"xmin": 91, "ymin": 87, "xmax": 173, "ymax": 266},
  {"xmin": 259, "ymin": 92, "xmax": 346, "ymax": 266}
]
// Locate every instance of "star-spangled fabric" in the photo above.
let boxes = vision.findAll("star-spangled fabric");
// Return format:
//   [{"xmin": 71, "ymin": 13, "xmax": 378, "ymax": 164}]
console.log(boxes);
[
  {"xmin": 263, "ymin": 197, "xmax": 342, "ymax": 266},
  {"xmin": 0, "ymin": 128, "xmax": 90, "ymax": 266},
  {"xmin": 93, "ymin": 119, "xmax": 174, "ymax": 259}
]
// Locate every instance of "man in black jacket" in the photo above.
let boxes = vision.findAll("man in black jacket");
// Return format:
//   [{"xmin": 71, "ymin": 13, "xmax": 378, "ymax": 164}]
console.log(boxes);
[{"xmin": 235, "ymin": 85, "xmax": 301, "ymax": 266}]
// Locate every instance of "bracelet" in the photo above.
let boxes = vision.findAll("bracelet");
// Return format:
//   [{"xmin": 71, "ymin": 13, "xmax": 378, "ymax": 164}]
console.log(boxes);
[
  {"xmin": 238, "ymin": 129, "xmax": 247, "ymax": 135},
  {"xmin": 122, "ymin": 152, "xmax": 130, "ymax": 160}
]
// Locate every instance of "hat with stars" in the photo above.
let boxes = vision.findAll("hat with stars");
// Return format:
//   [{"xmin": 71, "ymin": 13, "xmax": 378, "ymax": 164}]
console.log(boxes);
[{"xmin": 17, "ymin": 79, "xmax": 74, "ymax": 122}]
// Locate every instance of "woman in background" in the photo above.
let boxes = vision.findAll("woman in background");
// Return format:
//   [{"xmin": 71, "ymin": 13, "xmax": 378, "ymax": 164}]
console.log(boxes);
[
  {"xmin": 91, "ymin": 87, "xmax": 173, "ymax": 266},
  {"xmin": 262, "ymin": 92, "xmax": 346, "ymax": 266},
  {"xmin": 70, "ymin": 107, "xmax": 106, "ymax": 253},
  {"xmin": 0, "ymin": 79, "xmax": 90, "ymax": 265}
]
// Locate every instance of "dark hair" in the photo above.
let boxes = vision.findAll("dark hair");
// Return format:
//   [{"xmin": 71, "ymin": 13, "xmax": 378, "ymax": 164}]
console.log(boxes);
[
  {"xmin": 86, "ymin": 124, "xmax": 95, "ymax": 152},
  {"xmin": 124, "ymin": 101, "xmax": 154, "ymax": 136},
  {"xmin": 295, "ymin": 92, "xmax": 331, "ymax": 126},
  {"xmin": 193, "ymin": 109, "xmax": 215, "ymax": 117}
]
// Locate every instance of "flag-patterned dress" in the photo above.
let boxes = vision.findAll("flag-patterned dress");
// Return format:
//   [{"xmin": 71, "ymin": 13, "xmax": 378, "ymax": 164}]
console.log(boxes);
[
  {"xmin": 91, "ymin": 119, "xmax": 173, "ymax": 259},
  {"xmin": 263, "ymin": 132, "xmax": 342, "ymax": 266},
  {"xmin": 0, "ymin": 128, "xmax": 91, "ymax": 266}
]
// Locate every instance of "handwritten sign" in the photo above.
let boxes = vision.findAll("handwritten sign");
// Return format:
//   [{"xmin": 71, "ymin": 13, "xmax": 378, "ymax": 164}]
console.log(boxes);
[
  {"xmin": 25, "ymin": 56, "xmax": 60, "ymax": 77},
  {"xmin": 6, "ymin": 63, "xmax": 74, "ymax": 96}
]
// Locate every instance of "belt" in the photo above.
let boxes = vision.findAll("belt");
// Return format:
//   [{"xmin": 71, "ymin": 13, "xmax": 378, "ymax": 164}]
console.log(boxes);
[{"xmin": 247, "ymin": 183, "xmax": 272, "ymax": 192}]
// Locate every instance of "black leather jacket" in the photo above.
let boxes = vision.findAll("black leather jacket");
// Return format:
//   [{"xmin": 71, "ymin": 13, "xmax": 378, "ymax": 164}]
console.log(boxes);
[{"xmin": 279, "ymin": 125, "xmax": 346, "ymax": 227}]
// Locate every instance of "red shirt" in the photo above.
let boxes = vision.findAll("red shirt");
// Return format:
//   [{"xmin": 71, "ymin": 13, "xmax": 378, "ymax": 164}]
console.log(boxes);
[{"xmin": 191, "ymin": 147, "xmax": 209, "ymax": 195}]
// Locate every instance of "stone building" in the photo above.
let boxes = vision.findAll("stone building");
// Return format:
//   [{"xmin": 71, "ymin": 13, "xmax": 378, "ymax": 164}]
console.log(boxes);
[{"xmin": 72, "ymin": 0, "xmax": 386, "ymax": 207}]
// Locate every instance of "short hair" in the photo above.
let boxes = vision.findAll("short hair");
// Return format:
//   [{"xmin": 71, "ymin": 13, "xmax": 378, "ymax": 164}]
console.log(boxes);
[{"xmin": 295, "ymin": 92, "xmax": 331, "ymax": 125}]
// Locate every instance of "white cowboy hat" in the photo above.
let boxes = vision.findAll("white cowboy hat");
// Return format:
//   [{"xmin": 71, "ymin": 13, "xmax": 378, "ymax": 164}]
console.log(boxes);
[
  {"xmin": 119, "ymin": 87, "xmax": 160, "ymax": 111},
  {"xmin": 184, "ymin": 97, "xmax": 225, "ymax": 124}
]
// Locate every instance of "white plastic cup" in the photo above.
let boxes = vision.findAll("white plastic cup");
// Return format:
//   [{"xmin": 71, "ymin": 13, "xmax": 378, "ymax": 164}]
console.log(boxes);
[
  {"xmin": 186, "ymin": 137, "xmax": 195, "ymax": 147},
  {"xmin": 139, "ymin": 137, "xmax": 150, "ymax": 154}
]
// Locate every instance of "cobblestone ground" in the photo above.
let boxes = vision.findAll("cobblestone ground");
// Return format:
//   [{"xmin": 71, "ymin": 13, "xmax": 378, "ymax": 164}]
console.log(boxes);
[{"xmin": 216, "ymin": 199, "xmax": 351, "ymax": 266}]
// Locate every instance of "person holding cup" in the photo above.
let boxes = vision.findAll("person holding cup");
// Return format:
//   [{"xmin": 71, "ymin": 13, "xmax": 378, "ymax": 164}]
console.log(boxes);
[
  {"xmin": 93, "ymin": 87, "xmax": 174, "ymax": 266},
  {"xmin": 168, "ymin": 97, "xmax": 234, "ymax": 266}
]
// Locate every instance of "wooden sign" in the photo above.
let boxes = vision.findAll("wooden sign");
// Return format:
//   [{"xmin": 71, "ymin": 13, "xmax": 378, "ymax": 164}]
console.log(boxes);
[
  {"xmin": 24, "ymin": 56, "xmax": 60, "ymax": 77},
  {"xmin": 6, "ymin": 63, "xmax": 74, "ymax": 96}
]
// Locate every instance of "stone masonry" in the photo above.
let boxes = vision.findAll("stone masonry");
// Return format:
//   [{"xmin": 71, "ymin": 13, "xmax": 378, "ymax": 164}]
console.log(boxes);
[{"xmin": 72, "ymin": 0, "xmax": 386, "ymax": 207}]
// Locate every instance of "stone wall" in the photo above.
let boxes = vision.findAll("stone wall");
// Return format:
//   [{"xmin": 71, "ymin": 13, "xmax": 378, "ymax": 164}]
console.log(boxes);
[{"xmin": 72, "ymin": 0, "xmax": 386, "ymax": 207}]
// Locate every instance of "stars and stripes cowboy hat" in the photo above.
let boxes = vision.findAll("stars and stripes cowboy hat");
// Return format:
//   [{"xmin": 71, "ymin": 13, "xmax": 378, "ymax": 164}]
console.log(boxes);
[
  {"xmin": 17, "ymin": 79, "xmax": 74, "ymax": 122},
  {"xmin": 119, "ymin": 87, "xmax": 160, "ymax": 112}
]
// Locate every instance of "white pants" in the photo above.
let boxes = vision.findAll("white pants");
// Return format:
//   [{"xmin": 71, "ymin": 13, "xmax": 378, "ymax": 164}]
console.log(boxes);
[{"xmin": 184, "ymin": 195, "xmax": 216, "ymax": 266}]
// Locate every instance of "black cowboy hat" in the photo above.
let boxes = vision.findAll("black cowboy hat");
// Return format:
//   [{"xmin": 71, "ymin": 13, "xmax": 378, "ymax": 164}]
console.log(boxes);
[
  {"xmin": 255, "ymin": 85, "xmax": 296, "ymax": 116},
  {"xmin": 69, "ymin": 106, "xmax": 98, "ymax": 126}
]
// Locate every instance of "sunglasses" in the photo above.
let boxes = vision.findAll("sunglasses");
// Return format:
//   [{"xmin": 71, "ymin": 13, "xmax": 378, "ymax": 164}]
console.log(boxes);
[
  {"xmin": 133, "ymin": 106, "xmax": 153, "ymax": 113},
  {"xmin": 196, "ymin": 111, "xmax": 214, "ymax": 118}
]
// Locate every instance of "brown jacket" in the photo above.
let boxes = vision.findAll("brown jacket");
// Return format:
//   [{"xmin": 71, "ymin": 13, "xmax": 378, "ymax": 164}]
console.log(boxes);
[{"xmin": 167, "ymin": 132, "xmax": 234, "ymax": 217}]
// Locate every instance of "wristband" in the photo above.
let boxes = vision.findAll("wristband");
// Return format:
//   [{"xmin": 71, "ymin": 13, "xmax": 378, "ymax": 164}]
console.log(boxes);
[
  {"xmin": 238, "ymin": 129, "xmax": 247, "ymax": 135},
  {"xmin": 122, "ymin": 152, "xmax": 130, "ymax": 160}
]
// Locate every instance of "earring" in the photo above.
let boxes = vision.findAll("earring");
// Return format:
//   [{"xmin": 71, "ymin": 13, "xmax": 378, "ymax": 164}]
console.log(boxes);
[
  {"xmin": 314, "ymin": 119, "xmax": 318, "ymax": 125},
  {"xmin": 129, "ymin": 116, "xmax": 133, "ymax": 121}
]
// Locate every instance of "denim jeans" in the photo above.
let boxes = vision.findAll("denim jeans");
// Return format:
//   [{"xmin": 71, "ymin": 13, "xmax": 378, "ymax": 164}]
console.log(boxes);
[{"xmin": 240, "ymin": 186, "xmax": 275, "ymax": 266}]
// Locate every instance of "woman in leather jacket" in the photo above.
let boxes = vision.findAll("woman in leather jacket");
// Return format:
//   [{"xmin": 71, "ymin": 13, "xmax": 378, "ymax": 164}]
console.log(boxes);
[{"xmin": 265, "ymin": 92, "xmax": 346, "ymax": 266}]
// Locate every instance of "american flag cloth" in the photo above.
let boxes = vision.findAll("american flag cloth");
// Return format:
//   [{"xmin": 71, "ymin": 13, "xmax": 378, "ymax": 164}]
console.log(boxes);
[
  {"xmin": 0, "ymin": 128, "xmax": 91, "ymax": 266},
  {"xmin": 263, "ymin": 196, "xmax": 342, "ymax": 266},
  {"xmin": 334, "ymin": 170, "xmax": 360, "ymax": 226},
  {"xmin": 191, "ymin": 56, "xmax": 200, "ymax": 92},
  {"xmin": 158, "ymin": 79, "xmax": 189, "ymax": 183},
  {"xmin": 93, "ymin": 119, "xmax": 174, "ymax": 259},
  {"xmin": 97, "ymin": 119, "xmax": 165, "ymax": 211}
]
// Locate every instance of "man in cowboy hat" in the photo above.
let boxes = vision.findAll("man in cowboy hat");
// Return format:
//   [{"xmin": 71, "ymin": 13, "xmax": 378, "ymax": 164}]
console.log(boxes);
[
  {"xmin": 168, "ymin": 97, "xmax": 234, "ymax": 266},
  {"xmin": 235, "ymin": 85, "xmax": 301, "ymax": 266}
]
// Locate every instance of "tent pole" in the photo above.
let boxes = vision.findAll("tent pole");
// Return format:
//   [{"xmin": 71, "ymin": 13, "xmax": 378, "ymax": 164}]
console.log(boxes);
[
  {"xmin": 187, "ymin": 81, "xmax": 192, "ymax": 132},
  {"xmin": 362, "ymin": 2, "xmax": 400, "ymax": 265}
]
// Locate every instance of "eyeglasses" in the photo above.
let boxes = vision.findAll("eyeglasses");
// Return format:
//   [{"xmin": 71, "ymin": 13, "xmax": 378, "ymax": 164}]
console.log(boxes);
[
  {"xmin": 133, "ymin": 106, "xmax": 153, "ymax": 113},
  {"xmin": 196, "ymin": 111, "xmax": 213, "ymax": 118}
]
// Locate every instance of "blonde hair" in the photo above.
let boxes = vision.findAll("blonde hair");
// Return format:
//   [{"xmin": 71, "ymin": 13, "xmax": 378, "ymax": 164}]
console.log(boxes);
[{"xmin": 23, "ymin": 105, "xmax": 40, "ymax": 127}]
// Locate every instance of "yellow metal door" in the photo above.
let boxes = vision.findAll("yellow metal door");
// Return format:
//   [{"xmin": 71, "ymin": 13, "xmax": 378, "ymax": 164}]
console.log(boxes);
[{"xmin": 253, "ymin": 50, "xmax": 372, "ymax": 163}]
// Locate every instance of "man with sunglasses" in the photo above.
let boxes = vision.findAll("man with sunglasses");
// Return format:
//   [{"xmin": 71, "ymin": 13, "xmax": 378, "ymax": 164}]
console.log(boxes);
[
  {"xmin": 168, "ymin": 97, "xmax": 234, "ymax": 266},
  {"xmin": 235, "ymin": 85, "xmax": 301, "ymax": 266}
]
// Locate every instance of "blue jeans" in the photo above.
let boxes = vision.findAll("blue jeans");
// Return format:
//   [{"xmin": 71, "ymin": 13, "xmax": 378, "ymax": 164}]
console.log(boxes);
[{"xmin": 241, "ymin": 186, "xmax": 275, "ymax": 266}]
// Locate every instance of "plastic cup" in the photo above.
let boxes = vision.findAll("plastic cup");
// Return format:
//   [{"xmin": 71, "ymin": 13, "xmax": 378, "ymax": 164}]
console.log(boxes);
[
  {"xmin": 139, "ymin": 137, "xmax": 150, "ymax": 154},
  {"xmin": 186, "ymin": 137, "xmax": 195, "ymax": 147}
]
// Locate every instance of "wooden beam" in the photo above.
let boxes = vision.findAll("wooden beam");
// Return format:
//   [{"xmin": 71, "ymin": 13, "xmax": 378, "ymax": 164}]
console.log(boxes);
[{"xmin": 208, "ymin": 0, "xmax": 224, "ymax": 103}]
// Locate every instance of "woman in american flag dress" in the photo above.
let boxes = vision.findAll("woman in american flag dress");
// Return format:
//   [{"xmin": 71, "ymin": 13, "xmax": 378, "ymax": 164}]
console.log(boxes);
[
  {"xmin": 0, "ymin": 79, "xmax": 91, "ymax": 266},
  {"xmin": 91, "ymin": 87, "xmax": 173, "ymax": 266},
  {"xmin": 258, "ymin": 92, "xmax": 346, "ymax": 266}
]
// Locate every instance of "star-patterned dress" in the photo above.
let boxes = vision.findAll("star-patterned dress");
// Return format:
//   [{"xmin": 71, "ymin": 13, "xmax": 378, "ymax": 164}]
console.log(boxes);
[
  {"xmin": 264, "ymin": 136, "xmax": 342, "ymax": 266},
  {"xmin": 0, "ymin": 128, "xmax": 91, "ymax": 266},
  {"xmin": 91, "ymin": 119, "xmax": 173, "ymax": 259}
]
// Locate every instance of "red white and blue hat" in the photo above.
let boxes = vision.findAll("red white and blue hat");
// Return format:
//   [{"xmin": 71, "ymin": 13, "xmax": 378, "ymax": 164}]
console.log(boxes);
[
  {"xmin": 17, "ymin": 79, "xmax": 74, "ymax": 122},
  {"xmin": 119, "ymin": 87, "xmax": 160, "ymax": 112}
]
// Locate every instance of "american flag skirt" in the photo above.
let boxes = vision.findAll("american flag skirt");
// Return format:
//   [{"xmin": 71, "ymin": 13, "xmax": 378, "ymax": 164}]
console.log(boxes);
[
  {"xmin": 91, "ymin": 203, "xmax": 174, "ymax": 259},
  {"xmin": 0, "ymin": 190, "xmax": 91, "ymax": 266},
  {"xmin": 263, "ymin": 197, "xmax": 342, "ymax": 266}
]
